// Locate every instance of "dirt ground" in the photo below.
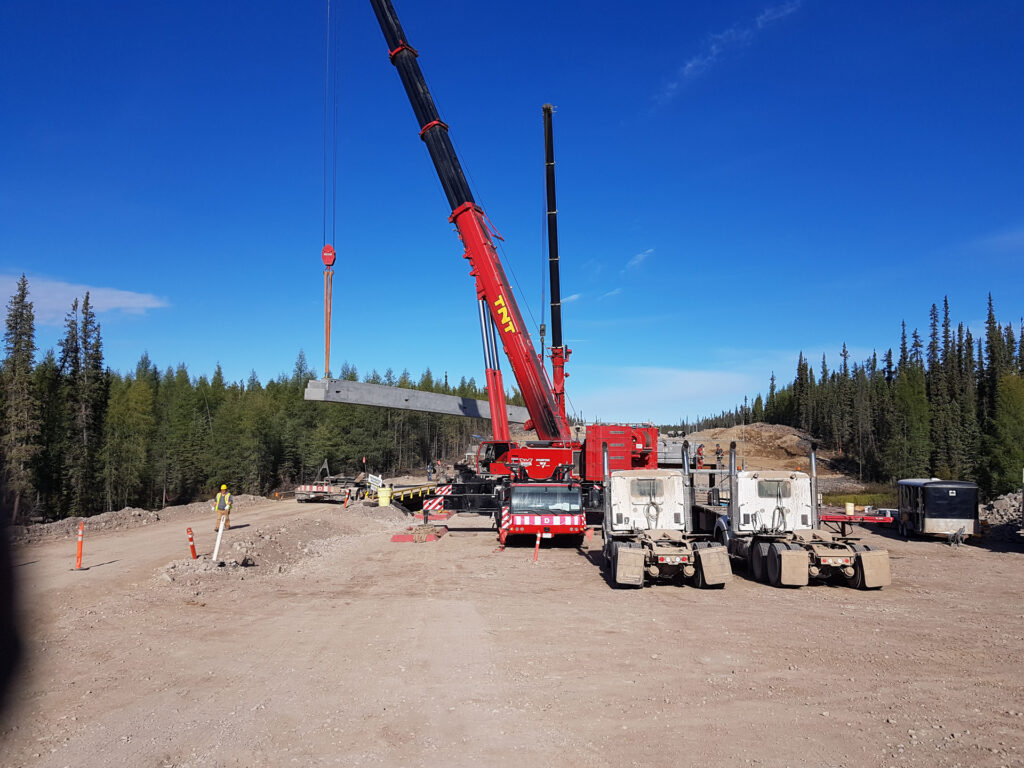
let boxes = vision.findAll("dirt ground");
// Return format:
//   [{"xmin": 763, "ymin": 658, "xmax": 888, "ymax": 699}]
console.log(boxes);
[{"xmin": 2, "ymin": 493, "xmax": 1023, "ymax": 768}]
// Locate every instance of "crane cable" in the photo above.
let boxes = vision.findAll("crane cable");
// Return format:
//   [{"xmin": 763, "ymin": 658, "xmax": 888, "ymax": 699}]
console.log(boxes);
[{"xmin": 321, "ymin": 0, "xmax": 339, "ymax": 379}]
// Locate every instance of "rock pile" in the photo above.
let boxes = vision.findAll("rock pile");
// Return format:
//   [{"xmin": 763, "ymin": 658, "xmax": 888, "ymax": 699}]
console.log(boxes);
[{"xmin": 981, "ymin": 489, "xmax": 1023, "ymax": 537}]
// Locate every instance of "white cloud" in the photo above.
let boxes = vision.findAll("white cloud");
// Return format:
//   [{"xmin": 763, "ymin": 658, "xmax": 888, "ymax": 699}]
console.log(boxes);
[
  {"xmin": 969, "ymin": 226, "xmax": 1024, "ymax": 255},
  {"xmin": 0, "ymin": 274, "xmax": 169, "ymax": 325},
  {"xmin": 601, "ymin": 288, "xmax": 622, "ymax": 299},
  {"xmin": 757, "ymin": 0, "xmax": 802, "ymax": 28},
  {"xmin": 658, "ymin": 1, "xmax": 802, "ymax": 102},
  {"xmin": 625, "ymin": 248, "xmax": 653, "ymax": 270},
  {"xmin": 562, "ymin": 293, "xmax": 582, "ymax": 303}
]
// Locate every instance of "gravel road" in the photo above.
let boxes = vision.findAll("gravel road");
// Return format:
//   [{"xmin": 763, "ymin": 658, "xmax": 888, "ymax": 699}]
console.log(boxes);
[{"xmin": 2, "ymin": 498, "xmax": 1023, "ymax": 767}]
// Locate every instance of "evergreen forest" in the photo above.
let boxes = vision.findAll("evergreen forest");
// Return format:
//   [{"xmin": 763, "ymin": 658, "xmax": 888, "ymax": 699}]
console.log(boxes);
[
  {"xmin": 1, "ymin": 276, "xmax": 514, "ymax": 522},
  {"xmin": 669, "ymin": 296, "xmax": 1024, "ymax": 498}
]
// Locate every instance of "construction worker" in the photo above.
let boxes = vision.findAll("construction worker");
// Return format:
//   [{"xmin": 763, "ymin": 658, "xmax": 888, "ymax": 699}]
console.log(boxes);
[
  {"xmin": 696, "ymin": 444, "xmax": 705, "ymax": 470},
  {"xmin": 426, "ymin": 462, "xmax": 434, "ymax": 482},
  {"xmin": 715, "ymin": 443, "xmax": 724, "ymax": 467},
  {"xmin": 213, "ymin": 484, "xmax": 233, "ymax": 532}
]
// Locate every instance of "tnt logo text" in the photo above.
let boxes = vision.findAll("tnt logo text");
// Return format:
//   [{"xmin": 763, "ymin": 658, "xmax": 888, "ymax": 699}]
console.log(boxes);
[{"xmin": 493, "ymin": 295, "xmax": 516, "ymax": 334}]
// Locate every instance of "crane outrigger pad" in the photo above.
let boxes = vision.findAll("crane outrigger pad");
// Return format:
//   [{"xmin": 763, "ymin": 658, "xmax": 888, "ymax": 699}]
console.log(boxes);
[{"xmin": 391, "ymin": 525, "xmax": 448, "ymax": 543}]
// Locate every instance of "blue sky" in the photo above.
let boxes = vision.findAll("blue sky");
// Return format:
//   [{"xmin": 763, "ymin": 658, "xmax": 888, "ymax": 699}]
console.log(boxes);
[{"xmin": 2, "ymin": 1, "xmax": 1022, "ymax": 424}]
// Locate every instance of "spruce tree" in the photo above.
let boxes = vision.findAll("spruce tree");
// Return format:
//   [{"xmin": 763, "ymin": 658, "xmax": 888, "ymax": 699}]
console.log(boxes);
[
  {"xmin": 2, "ymin": 275, "xmax": 40, "ymax": 522},
  {"xmin": 987, "ymin": 373, "xmax": 1024, "ymax": 496},
  {"xmin": 33, "ymin": 350, "xmax": 63, "ymax": 518}
]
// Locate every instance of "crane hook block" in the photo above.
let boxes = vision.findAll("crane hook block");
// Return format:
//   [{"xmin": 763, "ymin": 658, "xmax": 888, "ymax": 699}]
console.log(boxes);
[{"xmin": 321, "ymin": 244, "xmax": 336, "ymax": 267}]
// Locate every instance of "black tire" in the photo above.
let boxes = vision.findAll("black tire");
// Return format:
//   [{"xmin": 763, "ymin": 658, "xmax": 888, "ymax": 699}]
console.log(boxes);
[
  {"xmin": 693, "ymin": 557, "xmax": 707, "ymax": 588},
  {"xmin": 749, "ymin": 541, "xmax": 770, "ymax": 583},
  {"xmin": 767, "ymin": 542, "xmax": 786, "ymax": 586},
  {"xmin": 845, "ymin": 543, "xmax": 872, "ymax": 589}
]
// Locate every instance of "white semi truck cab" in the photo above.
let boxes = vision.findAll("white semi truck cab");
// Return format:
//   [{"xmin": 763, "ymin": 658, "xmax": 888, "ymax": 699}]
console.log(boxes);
[
  {"xmin": 692, "ymin": 441, "xmax": 890, "ymax": 589},
  {"xmin": 601, "ymin": 469, "xmax": 731, "ymax": 589}
]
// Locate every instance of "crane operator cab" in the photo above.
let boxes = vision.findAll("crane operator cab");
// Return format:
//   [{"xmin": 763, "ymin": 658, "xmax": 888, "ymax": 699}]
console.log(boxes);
[{"xmin": 476, "ymin": 441, "xmax": 515, "ymax": 475}]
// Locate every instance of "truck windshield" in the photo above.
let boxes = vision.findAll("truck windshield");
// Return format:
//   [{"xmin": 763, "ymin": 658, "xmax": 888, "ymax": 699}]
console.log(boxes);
[
  {"xmin": 510, "ymin": 485, "xmax": 581, "ymax": 513},
  {"xmin": 757, "ymin": 480, "xmax": 791, "ymax": 499},
  {"xmin": 630, "ymin": 478, "xmax": 664, "ymax": 499}
]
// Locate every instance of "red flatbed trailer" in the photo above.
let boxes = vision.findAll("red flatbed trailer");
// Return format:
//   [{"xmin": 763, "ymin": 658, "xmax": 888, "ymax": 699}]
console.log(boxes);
[{"xmin": 818, "ymin": 512, "xmax": 894, "ymax": 537}]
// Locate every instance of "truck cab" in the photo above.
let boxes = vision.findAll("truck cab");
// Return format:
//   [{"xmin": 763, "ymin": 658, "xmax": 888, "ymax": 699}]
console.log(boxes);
[
  {"xmin": 725, "ymin": 470, "xmax": 815, "ymax": 535},
  {"xmin": 497, "ymin": 480, "xmax": 586, "ymax": 542},
  {"xmin": 601, "ymin": 469, "xmax": 730, "ymax": 588}
]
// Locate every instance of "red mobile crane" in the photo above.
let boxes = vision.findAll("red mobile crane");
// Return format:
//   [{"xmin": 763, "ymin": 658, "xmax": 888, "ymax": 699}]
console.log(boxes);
[{"xmin": 368, "ymin": 0, "xmax": 656, "ymax": 540}]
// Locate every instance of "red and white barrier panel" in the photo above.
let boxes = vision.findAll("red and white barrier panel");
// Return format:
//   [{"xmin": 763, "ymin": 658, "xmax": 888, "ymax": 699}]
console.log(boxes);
[
  {"xmin": 297, "ymin": 484, "xmax": 337, "ymax": 493},
  {"xmin": 422, "ymin": 496, "xmax": 445, "ymax": 511},
  {"xmin": 434, "ymin": 485, "xmax": 453, "ymax": 496},
  {"xmin": 498, "ymin": 505, "xmax": 512, "ymax": 546}
]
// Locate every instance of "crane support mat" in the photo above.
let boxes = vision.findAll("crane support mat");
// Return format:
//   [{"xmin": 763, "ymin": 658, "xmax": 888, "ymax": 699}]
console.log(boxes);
[
  {"xmin": 391, "ymin": 525, "xmax": 448, "ymax": 543},
  {"xmin": 697, "ymin": 547, "xmax": 732, "ymax": 585},
  {"xmin": 858, "ymin": 549, "xmax": 892, "ymax": 588}
]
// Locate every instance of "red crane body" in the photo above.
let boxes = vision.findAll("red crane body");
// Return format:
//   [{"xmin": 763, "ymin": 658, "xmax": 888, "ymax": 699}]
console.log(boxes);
[{"xmin": 368, "ymin": 0, "xmax": 657, "ymax": 529}]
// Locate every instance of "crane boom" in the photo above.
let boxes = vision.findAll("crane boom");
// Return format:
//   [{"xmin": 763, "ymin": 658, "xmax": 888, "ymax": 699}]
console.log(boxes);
[{"xmin": 369, "ymin": 0, "xmax": 570, "ymax": 442}]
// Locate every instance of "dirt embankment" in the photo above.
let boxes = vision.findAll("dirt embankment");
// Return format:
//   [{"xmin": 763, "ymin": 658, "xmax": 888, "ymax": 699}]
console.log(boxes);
[
  {"xmin": 681, "ymin": 423, "xmax": 833, "ymax": 470},
  {"xmin": 10, "ymin": 495, "xmax": 275, "ymax": 545}
]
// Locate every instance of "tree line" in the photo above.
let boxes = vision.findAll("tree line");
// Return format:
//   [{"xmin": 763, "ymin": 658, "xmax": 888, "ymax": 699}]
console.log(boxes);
[
  {"xmin": 674, "ymin": 295, "xmax": 1024, "ymax": 498},
  {"xmin": 1, "ymin": 276, "xmax": 516, "ymax": 522}
]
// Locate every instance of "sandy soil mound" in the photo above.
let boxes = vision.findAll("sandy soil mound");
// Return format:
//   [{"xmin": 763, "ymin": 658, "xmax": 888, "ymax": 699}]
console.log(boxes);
[
  {"xmin": 681, "ymin": 422, "xmax": 840, "ymax": 473},
  {"xmin": 157, "ymin": 500, "xmax": 411, "ymax": 591}
]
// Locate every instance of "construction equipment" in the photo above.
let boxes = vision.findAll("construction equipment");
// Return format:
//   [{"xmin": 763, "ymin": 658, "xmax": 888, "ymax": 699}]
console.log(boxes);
[
  {"xmin": 366, "ymin": 0, "xmax": 658, "ymax": 543},
  {"xmin": 600, "ymin": 442, "xmax": 730, "ymax": 588},
  {"xmin": 295, "ymin": 460, "xmax": 367, "ymax": 503},
  {"xmin": 691, "ymin": 442, "xmax": 891, "ymax": 589}
]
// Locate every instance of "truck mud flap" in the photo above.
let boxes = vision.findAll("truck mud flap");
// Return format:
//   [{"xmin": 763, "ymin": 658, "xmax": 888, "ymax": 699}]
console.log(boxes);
[
  {"xmin": 615, "ymin": 545, "xmax": 646, "ymax": 587},
  {"xmin": 696, "ymin": 547, "xmax": 732, "ymax": 585},
  {"xmin": 858, "ymin": 549, "xmax": 891, "ymax": 588},
  {"xmin": 778, "ymin": 548, "xmax": 809, "ymax": 586}
]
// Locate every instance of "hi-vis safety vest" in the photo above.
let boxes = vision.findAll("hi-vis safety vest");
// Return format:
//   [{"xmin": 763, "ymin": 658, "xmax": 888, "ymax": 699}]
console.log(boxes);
[{"xmin": 215, "ymin": 492, "xmax": 232, "ymax": 511}]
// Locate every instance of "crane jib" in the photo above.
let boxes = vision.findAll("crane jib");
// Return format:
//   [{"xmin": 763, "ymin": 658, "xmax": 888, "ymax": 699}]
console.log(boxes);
[{"xmin": 369, "ymin": 0, "xmax": 570, "ymax": 442}]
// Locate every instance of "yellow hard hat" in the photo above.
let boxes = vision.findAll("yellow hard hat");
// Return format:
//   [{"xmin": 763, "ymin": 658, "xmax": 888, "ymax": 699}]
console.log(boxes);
[{"xmin": 220, "ymin": 484, "xmax": 227, "ymax": 490}]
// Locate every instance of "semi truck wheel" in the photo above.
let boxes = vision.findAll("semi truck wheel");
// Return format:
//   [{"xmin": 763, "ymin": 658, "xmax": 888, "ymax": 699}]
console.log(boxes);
[
  {"xmin": 749, "ymin": 542, "xmax": 771, "ymax": 583},
  {"xmin": 767, "ymin": 543, "xmax": 785, "ymax": 586},
  {"xmin": 845, "ymin": 544, "xmax": 871, "ymax": 589}
]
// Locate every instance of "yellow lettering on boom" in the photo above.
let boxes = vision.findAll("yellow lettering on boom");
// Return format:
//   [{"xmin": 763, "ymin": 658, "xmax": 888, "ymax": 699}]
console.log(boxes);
[{"xmin": 493, "ymin": 295, "xmax": 516, "ymax": 334}]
